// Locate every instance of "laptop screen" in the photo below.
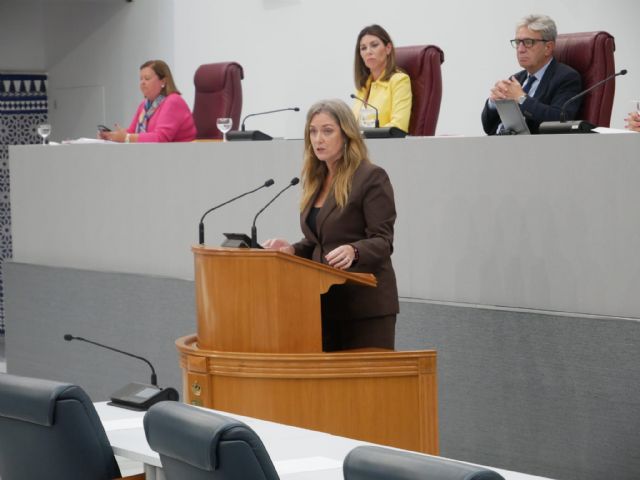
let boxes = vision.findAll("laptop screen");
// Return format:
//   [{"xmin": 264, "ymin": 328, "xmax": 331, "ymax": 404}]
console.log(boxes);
[{"xmin": 495, "ymin": 99, "xmax": 531, "ymax": 135}]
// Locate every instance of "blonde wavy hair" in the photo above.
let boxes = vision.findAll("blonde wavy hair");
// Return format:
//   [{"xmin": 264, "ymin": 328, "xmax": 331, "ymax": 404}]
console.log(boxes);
[{"xmin": 300, "ymin": 99, "xmax": 370, "ymax": 210}]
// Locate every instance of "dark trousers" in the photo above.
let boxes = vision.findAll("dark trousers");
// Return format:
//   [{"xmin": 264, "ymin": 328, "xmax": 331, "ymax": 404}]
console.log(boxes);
[{"xmin": 321, "ymin": 314, "xmax": 396, "ymax": 352}]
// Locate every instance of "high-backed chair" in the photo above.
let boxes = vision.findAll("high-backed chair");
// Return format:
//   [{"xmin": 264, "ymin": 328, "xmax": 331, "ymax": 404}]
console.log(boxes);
[
  {"xmin": 0, "ymin": 373, "xmax": 144, "ymax": 480},
  {"xmin": 553, "ymin": 31, "xmax": 616, "ymax": 127},
  {"xmin": 395, "ymin": 45, "xmax": 445, "ymax": 136},
  {"xmin": 144, "ymin": 401, "xmax": 279, "ymax": 480},
  {"xmin": 193, "ymin": 62, "xmax": 244, "ymax": 140},
  {"xmin": 344, "ymin": 446, "xmax": 505, "ymax": 480}
]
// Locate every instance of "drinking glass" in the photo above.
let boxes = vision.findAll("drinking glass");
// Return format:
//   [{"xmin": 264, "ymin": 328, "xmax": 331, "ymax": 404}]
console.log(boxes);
[
  {"xmin": 216, "ymin": 117, "xmax": 233, "ymax": 142},
  {"xmin": 359, "ymin": 107, "xmax": 377, "ymax": 128},
  {"xmin": 632, "ymin": 100, "xmax": 640, "ymax": 115},
  {"xmin": 37, "ymin": 123, "xmax": 52, "ymax": 145}
]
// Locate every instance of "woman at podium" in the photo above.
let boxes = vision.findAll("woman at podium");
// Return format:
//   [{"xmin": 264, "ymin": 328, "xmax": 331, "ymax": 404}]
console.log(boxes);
[
  {"xmin": 99, "ymin": 59, "xmax": 196, "ymax": 143},
  {"xmin": 263, "ymin": 99, "xmax": 399, "ymax": 351}
]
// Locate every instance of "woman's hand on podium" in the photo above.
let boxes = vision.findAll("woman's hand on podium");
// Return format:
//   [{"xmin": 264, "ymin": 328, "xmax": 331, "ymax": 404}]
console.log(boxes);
[{"xmin": 262, "ymin": 238, "xmax": 294, "ymax": 255}]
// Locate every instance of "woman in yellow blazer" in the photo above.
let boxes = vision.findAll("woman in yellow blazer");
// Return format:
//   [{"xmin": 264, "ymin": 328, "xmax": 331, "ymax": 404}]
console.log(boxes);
[{"xmin": 352, "ymin": 24, "xmax": 412, "ymax": 132}]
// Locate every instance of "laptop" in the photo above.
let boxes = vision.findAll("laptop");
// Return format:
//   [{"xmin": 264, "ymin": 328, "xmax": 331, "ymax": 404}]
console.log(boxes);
[{"xmin": 495, "ymin": 99, "xmax": 531, "ymax": 135}]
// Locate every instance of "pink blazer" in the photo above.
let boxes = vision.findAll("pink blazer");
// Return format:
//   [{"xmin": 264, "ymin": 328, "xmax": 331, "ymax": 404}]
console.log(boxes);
[{"xmin": 127, "ymin": 93, "xmax": 196, "ymax": 142}]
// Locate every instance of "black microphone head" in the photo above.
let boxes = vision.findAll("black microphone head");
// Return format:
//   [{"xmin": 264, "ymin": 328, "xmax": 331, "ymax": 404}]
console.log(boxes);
[
  {"xmin": 291, "ymin": 177, "xmax": 300, "ymax": 186},
  {"xmin": 620, "ymin": 69, "xmax": 628, "ymax": 75},
  {"xmin": 293, "ymin": 107, "xmax": 300, "ymax": 112},
  {"xmin": 265, "ymin": 178, "xmax": 275, "ymax": 187},
  {"xmin": 350, "ymin": 94, "xmax": 357, "ymax": 99},
  {"xmin": 63, "ymin": 334, "xmax": 73, "ymax": 341}
]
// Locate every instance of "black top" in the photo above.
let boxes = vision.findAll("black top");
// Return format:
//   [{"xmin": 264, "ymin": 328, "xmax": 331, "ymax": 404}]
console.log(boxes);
[{"xmin": 307, "ymin": 206, "xmax": 320, "ymax": 236}]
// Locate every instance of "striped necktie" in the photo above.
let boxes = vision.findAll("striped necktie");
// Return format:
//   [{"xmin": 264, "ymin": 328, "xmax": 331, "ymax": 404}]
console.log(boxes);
[{"xmin": 522, "ymin": 75, "xmax": 537, "ymax": 94}]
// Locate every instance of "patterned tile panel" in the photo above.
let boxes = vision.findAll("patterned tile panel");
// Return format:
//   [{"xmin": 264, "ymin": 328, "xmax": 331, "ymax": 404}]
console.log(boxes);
[{"xmin": 0, "ymin": 73, "xmax": 48, "ymax": 335}]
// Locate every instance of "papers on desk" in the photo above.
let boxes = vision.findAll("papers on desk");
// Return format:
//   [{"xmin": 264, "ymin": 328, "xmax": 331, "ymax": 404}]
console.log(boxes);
[
  {"xmin": 103, "ymin": 417, "xmax": 144, "ymax": 431},
  {"xmin": 592, "ymin": 127, "xmax": 636, "ymax": 134},
  {"xmin": 274, "ymin": 456, "xmax": 342, "ymax": 474},
  {"xmin": 61, "ymin": 137, "xmax": 117, "ymax": 144}
]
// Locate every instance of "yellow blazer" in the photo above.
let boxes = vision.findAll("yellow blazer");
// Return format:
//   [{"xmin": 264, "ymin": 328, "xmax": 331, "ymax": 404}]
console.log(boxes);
[{"xmin": 352, "ymin": 71, "xmax": 412, "ymax": 132}]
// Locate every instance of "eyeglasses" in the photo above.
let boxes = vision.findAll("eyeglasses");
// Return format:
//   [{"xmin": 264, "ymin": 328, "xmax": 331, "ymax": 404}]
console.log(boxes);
[{"xmin": 510, "ymin": 38, "xmax": 548, "ymax": 48}]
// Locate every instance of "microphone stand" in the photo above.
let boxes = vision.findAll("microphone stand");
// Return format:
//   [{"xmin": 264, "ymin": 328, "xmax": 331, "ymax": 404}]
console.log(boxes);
[
  {"xmin": 227, "ymin": 107, "xmax": 300, "ymax": 141},
  {"xmin": 539, "ymin": 69, "xmax": 627, "ymax": 134},
  {"xmin": 198, "ymin": 179, "xmax": 274, "ymax": 245},
  {"xmin": 349, "ymin": 94, "xmax": 407, "ymax": 138},
  {"xmin": 251, "ymin": 178, "xmax": 300, "ymax": 248}
]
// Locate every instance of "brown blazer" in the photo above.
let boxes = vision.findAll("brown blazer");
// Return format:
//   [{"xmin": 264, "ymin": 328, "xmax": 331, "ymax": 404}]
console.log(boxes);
[{"xmin": 292, "ymin": 161, "xmax": 399, "ymax": 323}]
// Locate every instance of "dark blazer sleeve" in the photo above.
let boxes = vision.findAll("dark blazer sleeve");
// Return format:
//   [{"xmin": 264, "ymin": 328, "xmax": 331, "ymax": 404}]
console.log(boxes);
[
  {"xmin": 349, "ymin": 167, "xmax": 395, "ymax": 271},
  {"xmin": 520, "ymin": 61, "xmax": 582, "ymax": 129},
  {"xmin": 481, "ymin": 99, "xmax": 501, "ymax": 135}
]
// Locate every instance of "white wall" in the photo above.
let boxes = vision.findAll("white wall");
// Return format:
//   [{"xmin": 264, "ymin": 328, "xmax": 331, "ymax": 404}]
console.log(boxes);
[
  {"xmin": 0, "ymin": 1, "xmax": 45, "ymax": 71},
  {"xmin": 173, "ymin": 0, "xmax": 640, "ymax": 137}
]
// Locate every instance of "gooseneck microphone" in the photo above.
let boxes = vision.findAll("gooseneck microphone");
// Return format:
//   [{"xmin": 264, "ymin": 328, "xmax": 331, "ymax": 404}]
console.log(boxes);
[
  {"xmin": 199, "ymin": 179, "xmax": 275, "ymax": 245},
  {"xmin": 559, "ymin": 69, "xmax": 627, "ymax": 122},
  {"xmin": 64, "ymin": 333, "xmax": 158, "ymax": 386},
  {"xmin": 350, "ymin": 94, "xmax": 380, "ymax": 127},
  {"xmin": 241, "ymin": 107, "xmax": 300, "ymax": 131},
  {"xmin": 251, "ymin": 177, "xmax": 300, "ymax": 248},
  {"xmin": 64, "ymin": 333, "xmax": 179, "ymax": 410}
]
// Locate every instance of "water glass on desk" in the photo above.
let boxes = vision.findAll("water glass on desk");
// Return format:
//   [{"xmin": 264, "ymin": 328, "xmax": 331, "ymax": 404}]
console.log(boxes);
[
  {"xmin": 37, "ymin": 123, "xmax": 52, "ymax": 145},
  {"xmin": 217, "ymin": 117, "xmax": 233, "ymax": 142},
  {"xmin": 359, "ymin": 107, "xmax": 377, "ymax": 128}
]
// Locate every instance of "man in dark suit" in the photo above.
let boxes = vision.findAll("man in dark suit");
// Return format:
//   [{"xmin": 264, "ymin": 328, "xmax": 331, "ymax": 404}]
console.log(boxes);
[{"xmin": 481, "ymin": 14, "xmax": 582, "ymax": 135}]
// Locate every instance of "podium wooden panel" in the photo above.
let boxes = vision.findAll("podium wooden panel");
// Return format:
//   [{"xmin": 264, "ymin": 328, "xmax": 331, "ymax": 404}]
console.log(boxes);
[
  {"xmin": 193, "ymin": 246, "xmax": 376, "ymax": 353},
  {"xmin": 177, "ymin": 335, "xmax": 438, "ymax": 454},
  {"xmin": 180, "ymin": 246, "xmax": 439, "ymax": 454}
]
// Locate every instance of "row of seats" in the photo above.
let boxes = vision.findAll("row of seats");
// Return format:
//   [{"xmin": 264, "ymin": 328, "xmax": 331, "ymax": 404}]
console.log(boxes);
[
  {"xmin": 0, "ymin": 373, "xmax": 504, "ymax": 480},
  {"xmin": 194, "ymin": 31, "xmax": 616, "ymax": 139}
]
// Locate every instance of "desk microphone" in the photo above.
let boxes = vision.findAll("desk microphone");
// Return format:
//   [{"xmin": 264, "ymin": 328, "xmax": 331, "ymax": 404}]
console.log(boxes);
[
  {"xmin": 199, "ymin": 179, "xmax": 275, "ymax": 245},
  {"xmin": 559, "ymin": 69, "xmax": 627, "ymax": 122},
  {"xmin": 251, "ymin": 177, "xmax": 299, "ymax": 248},
  {"xmin": 228, "ymin": 107, "xmax": 300, "ymax": 141},
  {"xmin": 350, "ymin": 94, "xmax": 379, "ymax": 127},
  {"xmin": 64, "ymin": 333, "xmax": 159, "ymax": 385},
  {"xmin": 241, "ymin": 107, "xmax": 300, "ymax": 131},
  {"xmin": 64, "ymin": 333, "xmax": 179, "ymax": 410}
]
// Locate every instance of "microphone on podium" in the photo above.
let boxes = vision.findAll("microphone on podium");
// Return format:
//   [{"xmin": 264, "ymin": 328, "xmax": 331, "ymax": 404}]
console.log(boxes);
[
  {"xmin": 539, "ymin": 69, "xmax": 628, "ymax": 134},
  {"xmin": 350, "ymin": 94, "xmax": 379, "ymax": 127},
  {"xmin": 227, "ymin": 107, "xmax": 300, "ymax": 141},
  {"xmin": 198, "ymin": 178, "xmax": 275, "ymax": 245},
  {"xmin": 349, "ymin": 94, "xmax": 406, "ymax": 138},
  {"xmin": 63, "ymin": 333, "xmax": 179, "ymax": 410},
  {"xmin": 251, "ymin": 177, "xmax": 300, "ymax": 248}
]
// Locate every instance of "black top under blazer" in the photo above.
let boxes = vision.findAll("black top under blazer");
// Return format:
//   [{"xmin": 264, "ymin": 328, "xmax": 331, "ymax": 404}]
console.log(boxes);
[
  {"xmin": 292, "ymin": 161, "xmax": 399, "ymax": 323},
  {"xmin": 481, "ymin": 58, "xmax": 583, "ymax": 135}
]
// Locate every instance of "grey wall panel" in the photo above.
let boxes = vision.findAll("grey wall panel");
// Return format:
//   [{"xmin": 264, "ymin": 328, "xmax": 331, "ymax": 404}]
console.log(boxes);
[
  {"xmin": 4, "ymin": 262, "xmax": 195, "ymax": 400},
  {"xmin": 5, "ymin": 262, "xmax": 640, "ymax": 480},
  {"xmin": 397, "ymin": 301, "xmax": 640, "ymax": 480}
]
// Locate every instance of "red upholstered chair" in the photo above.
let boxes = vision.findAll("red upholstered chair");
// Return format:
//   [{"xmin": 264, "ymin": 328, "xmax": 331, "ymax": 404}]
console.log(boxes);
[
  {"xmin": 192, "ymin": 62, "xmax": 244, "ymax": 140},
  {"xmin": 553, "ymin": 31, "xmax": 616, "ymax": 127},
  {"xmin": 395, "ymin": 45, "xmax": 445, "ymax": 136}
]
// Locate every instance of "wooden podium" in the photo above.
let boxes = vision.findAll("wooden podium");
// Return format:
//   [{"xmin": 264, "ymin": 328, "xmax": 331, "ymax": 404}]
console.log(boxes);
[{"xmin": 176, "ymin": 246, "xmax": 438, "ymax": 454}]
